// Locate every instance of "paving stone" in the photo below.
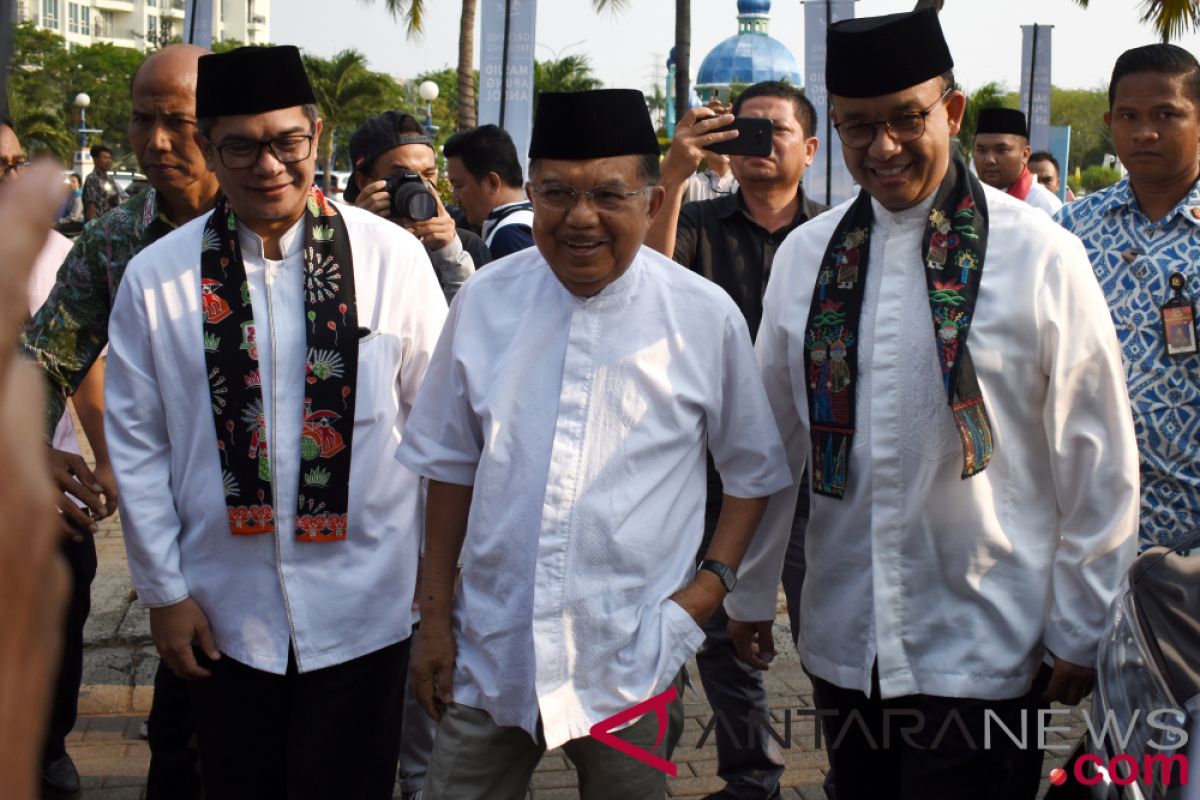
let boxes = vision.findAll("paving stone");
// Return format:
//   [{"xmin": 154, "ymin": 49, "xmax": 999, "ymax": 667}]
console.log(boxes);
[
  {"xmin": 665, "ymin": 774, "xmax": 726, "ymax": 795},
  {"xmin": 118, "ymin": 602, "xmax": 152, "ymax": 643},
  {"xmin": 131, "ymin": 684, "xmax": 155, "ymax": 714},
  {"xmin": 81, "ymin": 716, "xmax": 135, "ymax": 743},
  {"xmin": 529, "ymin": 769, "xmax": 581, "ymax": 789},
  {"xmin": 81, "ymin": 646, "xmax": 131, "ymax": 685},
  {"xmin": 85, "ymin": 573, "xmax": 135, "ymax": 646},
  {"xmin": 78, "ymin": 684, "xmax": 133, "ymax": 716},
  {"xmin": 82, "ymin": 787, "xmax": 145, "ymax": 799},
  {"xmin": 535, "ymin": 753, "xmax": 568, "ymax": 771},
  {"xmin": 530, "ymin": 788, "xmax": 583, "ymax": 800},
  {"xmin": 133, "ymin": 647, "xmax": 159, "ymax": 685}
]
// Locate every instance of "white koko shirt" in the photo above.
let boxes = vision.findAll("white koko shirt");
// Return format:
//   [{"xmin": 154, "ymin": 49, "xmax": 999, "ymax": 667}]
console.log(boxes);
[
  {"xmin": 728, "ymin": 186, "xmax": 1140, "ymax": 702},
  {"xmin": 1023, "ymin": 179, "xmax": 1065, "ymax": 216},
  {"xmin": 397, "ymin": 246, "xmax": 791, "ymax": 749},
  {"xmin": 106, "ymin": 204, "xmax": 447, "ymax": 674}
]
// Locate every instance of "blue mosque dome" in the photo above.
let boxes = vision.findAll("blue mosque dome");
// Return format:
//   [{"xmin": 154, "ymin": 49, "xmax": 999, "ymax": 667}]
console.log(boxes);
[
  {"xmin": 737, "ymin": 0, "xmax": 773, "ymax": 14},
  {"xmin": 696, "ymin": 0, "xmax": 802, "ymax": 99}
]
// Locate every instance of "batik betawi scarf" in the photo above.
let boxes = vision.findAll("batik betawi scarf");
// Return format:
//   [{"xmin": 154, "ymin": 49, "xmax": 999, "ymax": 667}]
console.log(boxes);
[
  {"xmin": 804, "ymin": 152, "xmax": 994, "ymax": 499},
  {"xmin": 201, "ymin": 187, "xmax": 359, "ymax": 540}
]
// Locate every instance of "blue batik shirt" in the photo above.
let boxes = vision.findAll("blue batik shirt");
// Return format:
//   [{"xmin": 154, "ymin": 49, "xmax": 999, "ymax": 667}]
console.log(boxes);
[{"xmin": 1057, "ymin": 177, "xmax": 1200, "ymax": 550}]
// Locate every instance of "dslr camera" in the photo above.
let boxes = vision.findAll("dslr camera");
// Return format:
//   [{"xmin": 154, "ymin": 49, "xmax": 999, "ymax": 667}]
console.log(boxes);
[{"xmin": 385, "ymin": 171, "xmax": 439, "ymax": 221}]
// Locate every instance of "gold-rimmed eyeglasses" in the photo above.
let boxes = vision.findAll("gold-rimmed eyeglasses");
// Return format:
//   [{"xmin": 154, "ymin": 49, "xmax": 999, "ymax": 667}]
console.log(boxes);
[
  {"xmin": 530, "ymin": 182, "xmax": 650, "ymax": 213},
  {"xmin": 834, "ymin": 87, "xmax": 953, "ymax": 150}
]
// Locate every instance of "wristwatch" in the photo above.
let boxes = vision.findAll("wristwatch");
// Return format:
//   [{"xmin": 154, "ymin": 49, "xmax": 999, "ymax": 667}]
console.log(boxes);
[{"xmin": 698, "ymin": 559, "xmax": 737, "ymax": 592}]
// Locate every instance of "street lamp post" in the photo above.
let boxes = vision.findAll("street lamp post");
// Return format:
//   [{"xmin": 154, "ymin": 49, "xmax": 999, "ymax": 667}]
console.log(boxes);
[
  {"xmin": 418, "ymin": 80, "xmax": 439, "ymax": 138},
  {"xmin": 73, "ymin": 92, "xmax": 103, "ymax": 180}
]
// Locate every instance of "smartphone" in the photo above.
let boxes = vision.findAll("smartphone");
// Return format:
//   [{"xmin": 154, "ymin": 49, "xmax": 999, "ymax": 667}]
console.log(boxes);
[{"xmin": 705, "ymin": 117, "xmax": 774, "ymax": 157}]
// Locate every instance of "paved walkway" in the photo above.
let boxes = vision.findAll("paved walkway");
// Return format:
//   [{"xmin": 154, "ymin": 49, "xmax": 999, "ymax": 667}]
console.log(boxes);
[{"xmin": 69, "ymin": 426, "xmax": 1085, "ymax": 798}]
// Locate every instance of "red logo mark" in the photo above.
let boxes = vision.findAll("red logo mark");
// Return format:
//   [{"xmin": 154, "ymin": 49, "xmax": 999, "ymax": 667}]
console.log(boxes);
[
  {"xmin": 1049, "ymin": 767, "xmax": 1067, "ymax": 786},
  {"xmin": 589, "ymin": 687, "xmax": 678, "ymax": 776}
]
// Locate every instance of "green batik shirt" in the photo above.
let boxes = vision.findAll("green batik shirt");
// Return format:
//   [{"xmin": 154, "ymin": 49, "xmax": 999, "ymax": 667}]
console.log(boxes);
[{"xmin": 23, "ymin": 188, "xmax": 177, "ymax": 437}]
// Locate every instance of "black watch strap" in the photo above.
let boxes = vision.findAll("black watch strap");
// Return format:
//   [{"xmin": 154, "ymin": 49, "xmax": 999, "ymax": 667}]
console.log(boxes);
[{"xmin": 699, "ymin": 559, "xmax": 737, "ymax": 592}]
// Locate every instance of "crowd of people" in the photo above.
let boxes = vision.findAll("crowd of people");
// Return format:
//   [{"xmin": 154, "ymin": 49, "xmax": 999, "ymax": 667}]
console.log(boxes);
[{"xmin": 2, "ymin": 7, "xmax": 1199, "ymax": 800}]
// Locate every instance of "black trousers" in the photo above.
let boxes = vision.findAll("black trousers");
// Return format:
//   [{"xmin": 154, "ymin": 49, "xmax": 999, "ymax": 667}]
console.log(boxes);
[
  {"xmin": 43, "ymin": 533, "xmax": 98, "ymax": 761},
  {"xmin": 695, "ymin": 466, "xmax": 811, "ymax": 799},
  {"xmin": 188, "ymin": 639, "xmax": 410, "ymax": 800},
  {"xmin": 146, "ymin": 660, "xmax": 201, "ymax": 800},
  {"xmin": 809, "ymin": 662, "xmax": 1053, "ymax": 800}
]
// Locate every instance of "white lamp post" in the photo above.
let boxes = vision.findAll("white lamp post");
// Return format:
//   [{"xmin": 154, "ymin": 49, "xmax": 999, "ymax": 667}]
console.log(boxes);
[
  {"xmin": 418, "ymin": 80, "xmax": 439, "ymax": 137},
  {"xmin": 73, "ymin": 92, "xmax": 102, "ymax": 180}
]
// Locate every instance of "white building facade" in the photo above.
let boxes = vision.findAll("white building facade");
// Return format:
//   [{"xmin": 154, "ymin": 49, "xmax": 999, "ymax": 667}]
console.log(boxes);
[{"xmin": 15, "ymin": 0, "xmax": 269, "ymax": 50}]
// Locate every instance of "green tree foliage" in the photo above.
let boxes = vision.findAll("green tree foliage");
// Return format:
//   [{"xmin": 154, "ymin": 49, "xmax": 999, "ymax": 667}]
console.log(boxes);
[
  {"xmin": 377, "ymin": 0, "xmax": 425, "ymax": 37},
  {"xmin": 956, "ymin": 80, "xmax": 1111, "ymax": 174},
  {"xmin": 304, "ymin": 50, "xmax": 403, "ymax": 189},
  {"xmin": 1071, "ymin": 0, "xmax": 1200, "ymax": 43},
  {"xmin": 1048, "ymin": 86, "xmax": 1112, "ymax": 172},
  {"xmin": 9, "ymin": 22, "xmax": 140, "ymax": 164},
  {"xmin": 1081, "ymin": 164, "xmax": 1122, "ymax": 192},
  {"xmin": 958, "ymin": 82, "xmax": 1008, "ymax": 157},
  {"xmin": 533, "ymin": 55, "xmax": 603, "ymax": 112}
]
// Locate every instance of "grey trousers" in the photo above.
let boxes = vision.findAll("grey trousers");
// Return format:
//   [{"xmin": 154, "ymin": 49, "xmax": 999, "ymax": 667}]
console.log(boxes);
[{"xmin": 424, "ymin": 671, "xmax": 686, "ymax": 800}]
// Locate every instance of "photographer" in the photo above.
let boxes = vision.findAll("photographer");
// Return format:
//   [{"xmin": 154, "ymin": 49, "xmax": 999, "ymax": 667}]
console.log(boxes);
[{"xmin": 346, "ymin": 112, "xmax": 489, "ymax": 303}]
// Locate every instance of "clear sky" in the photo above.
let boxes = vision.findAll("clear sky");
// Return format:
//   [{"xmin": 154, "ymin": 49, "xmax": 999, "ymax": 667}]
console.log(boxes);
[{"xmin": 274, "ymin": 0, "xmax": 1200, "ymax": 95}]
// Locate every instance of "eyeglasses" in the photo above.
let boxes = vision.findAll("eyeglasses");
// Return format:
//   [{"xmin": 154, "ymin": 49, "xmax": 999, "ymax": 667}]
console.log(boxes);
[
  {"xmin": 834, "ymin": 87, "xmax": 953, "ymax": 150},
  {"xmin": 211, "ymin": 130, "xmax": 315, "ymax": 169},
  {"xmin": 0, "ymin": 159, "xmax": 29, "ymax": 178},
  {"xmin": 530, "ymin": 182, "xmax": 650, "ymax": 212}
]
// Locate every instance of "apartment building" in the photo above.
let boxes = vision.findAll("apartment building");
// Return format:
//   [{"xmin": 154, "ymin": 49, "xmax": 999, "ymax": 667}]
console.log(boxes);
[{"xmin": 15, "ymin": 0, "xmax": 270, "ymax": 51}]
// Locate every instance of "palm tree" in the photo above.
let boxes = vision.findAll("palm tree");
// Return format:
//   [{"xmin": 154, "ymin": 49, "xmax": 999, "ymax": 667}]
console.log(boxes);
[
  {"xmin": 958, "ymin": 82, "xmax": 1009, "ymax": 158},
  {"xmin": 534, "ymin": 54, "xmax": 605, "ymax": 108},
  {"xmin": 1071, "ymin": 0, "xmax": 1200, "ymax": 42},
  {"xmin": 371, "ymin": 0, "xmax": 628, "ymax": 132},
  {"xmin": 375, "ymin": 0, "xmax": 424, "ymax": 36},
  {"xmin": 674, "ymin": 0, "xmax": 690, "ymax": 125},
  {"xmin": 456, "ymin": 0, "xmax": 477, "ymax": 129},
  {"xmin": 304, "ymin": 50, "xmax": 397, "ymax": 193}
]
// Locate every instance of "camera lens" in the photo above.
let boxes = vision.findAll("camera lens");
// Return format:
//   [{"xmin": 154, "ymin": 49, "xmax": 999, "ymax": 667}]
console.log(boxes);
[{"xmin": 390, "ymin": 180, "xmax": 438, "ymax": 222}]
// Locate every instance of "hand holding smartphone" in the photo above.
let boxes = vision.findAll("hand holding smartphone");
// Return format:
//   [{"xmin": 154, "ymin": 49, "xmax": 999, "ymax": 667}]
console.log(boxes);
[{"xmin": 704, "ymin": 118, "xmax": 774, "ymax": 157}]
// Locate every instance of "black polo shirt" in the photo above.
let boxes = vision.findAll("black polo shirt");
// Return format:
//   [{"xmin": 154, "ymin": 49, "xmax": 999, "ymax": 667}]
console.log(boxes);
[{"xmin": 673, "ymin": 188, "xmax": 828, "ymax": 339}]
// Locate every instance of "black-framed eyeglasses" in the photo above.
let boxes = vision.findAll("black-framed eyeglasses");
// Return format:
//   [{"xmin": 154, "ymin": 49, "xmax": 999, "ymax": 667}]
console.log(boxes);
[
  {"xmin": 0, "ymin": 159, "xmax": 29, "ymax": 179},
  {"xmin": 211, "ymin": 130, "xmax": 315, "ymax": 169},
  {"xmin": 530, "ymin": 182, "xmax": 649, "ymax": 212},
  {"xmin": 834, "ymin": 87, "xmax": 953, "ymax": 150}
]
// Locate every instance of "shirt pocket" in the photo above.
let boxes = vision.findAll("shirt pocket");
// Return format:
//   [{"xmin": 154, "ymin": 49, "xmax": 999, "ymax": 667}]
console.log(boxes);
[
  {"xmin": 662, "ymin": 597, "xmax": 707, "ymax": 654},
  {"xmin": 350, "ymin": 331, "xmax": 394, "ymax": 429}
]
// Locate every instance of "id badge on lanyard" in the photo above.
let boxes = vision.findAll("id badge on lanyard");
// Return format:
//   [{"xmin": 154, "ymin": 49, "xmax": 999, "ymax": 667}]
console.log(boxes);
[{"xmin": 1162, "ymin": 272, "xmax": 1198, "ymax": 357}]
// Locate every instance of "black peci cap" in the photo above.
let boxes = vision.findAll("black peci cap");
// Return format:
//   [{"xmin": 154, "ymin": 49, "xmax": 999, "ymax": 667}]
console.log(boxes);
[
  {"xmin": 196, "ymin": 45, "xmax": 316, "ymax": 118},
  {"xmin": 976, "ymin": 107, "xmax": 1029, "ymax": 138},
  {"xmin": 529, "ymin": 89, "xmax": 659, "ymax": 160},
  {"xmin": 826, "ymin": 10, "xmax": 954, "ymax": 99}
]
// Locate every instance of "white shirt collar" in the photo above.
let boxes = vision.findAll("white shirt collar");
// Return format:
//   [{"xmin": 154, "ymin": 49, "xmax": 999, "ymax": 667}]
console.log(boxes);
[
  {"xmin": 871, "ymin": 191, "xmax": 938, "ymax": 228},
  {"xmin": 236, "ymin": 214, "xmax": 305, "ymax": 261}
]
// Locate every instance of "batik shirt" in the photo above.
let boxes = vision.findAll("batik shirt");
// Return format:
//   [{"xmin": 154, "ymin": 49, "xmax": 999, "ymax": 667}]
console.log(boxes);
[
  {"xmin": 82, "ymin": 170, "xmax": 126, "ymax": 216},
  {"xmin": 23, "ymin": 188, "xmax": 174, "ymax": 436},
  {"xmin": 1057, "ymin": 178, "xmax": 1200, "ymax": 550}
]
